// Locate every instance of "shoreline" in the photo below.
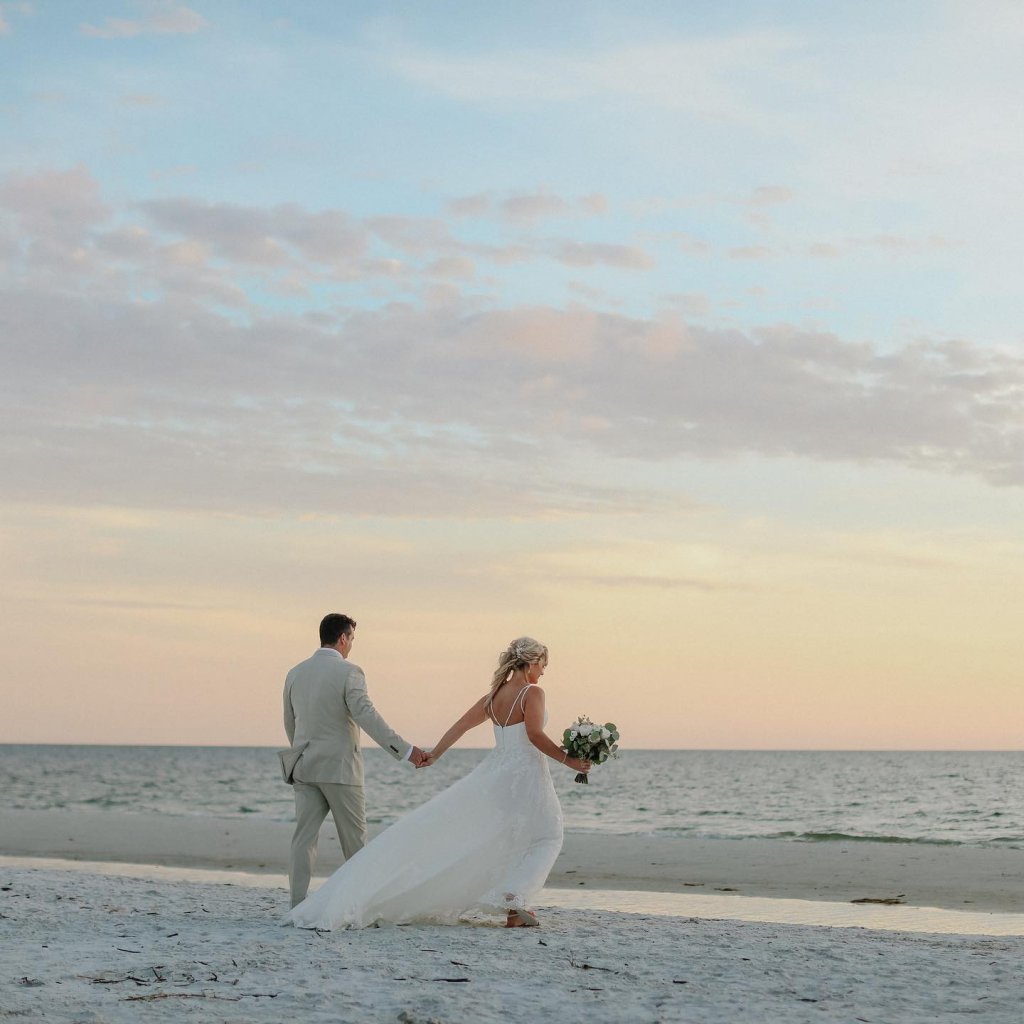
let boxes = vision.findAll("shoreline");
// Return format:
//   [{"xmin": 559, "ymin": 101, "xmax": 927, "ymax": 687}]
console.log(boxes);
[
  {"xmin": 6, "ymin": 855, "xmax": 1024, "ymax": 936},
  {"xmin": 3, "ymin": 808, "xmax": 1023, "ymax": 913}
]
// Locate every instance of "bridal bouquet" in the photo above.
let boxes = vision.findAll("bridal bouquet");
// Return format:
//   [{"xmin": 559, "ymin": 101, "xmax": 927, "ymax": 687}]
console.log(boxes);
[{"xmin": 562, "ymin": 716, "xmax": 619, "ymax": 784}]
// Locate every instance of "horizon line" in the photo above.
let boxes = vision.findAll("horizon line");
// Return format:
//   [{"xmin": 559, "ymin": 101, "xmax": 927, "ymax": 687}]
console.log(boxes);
[{"xmin": 1, "ymin": 742, "xmax": 1021, "ymax": 754}]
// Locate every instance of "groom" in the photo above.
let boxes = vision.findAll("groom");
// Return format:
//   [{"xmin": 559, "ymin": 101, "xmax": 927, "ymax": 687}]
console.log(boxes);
[{"xmin": 283, "ymin": 612, "xmax": 428, "ymax": 907}]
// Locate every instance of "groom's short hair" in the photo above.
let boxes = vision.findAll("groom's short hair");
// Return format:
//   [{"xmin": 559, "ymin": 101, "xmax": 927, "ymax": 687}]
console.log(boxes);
[{"xmin": 320, "ymin": 613, "xmax": 356, "ymax": 646}]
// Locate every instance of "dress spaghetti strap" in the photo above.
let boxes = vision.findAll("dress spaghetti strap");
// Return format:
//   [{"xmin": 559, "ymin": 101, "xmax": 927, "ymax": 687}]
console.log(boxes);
[{"xmin": 502, "ymin": 685, "xmax": 532, "ymax": 727}]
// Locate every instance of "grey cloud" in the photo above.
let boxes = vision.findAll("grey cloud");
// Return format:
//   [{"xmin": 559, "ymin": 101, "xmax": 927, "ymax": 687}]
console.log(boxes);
[
  {"xmin": 4, "ymin": 282, "xmax": 1023, "ymax": 519},
  {"xmin": 749, "ymin": 186, "xmax": 794, "ymax": 207},
  {"xmin": 502, "ymin": 193, "xmax": 571, "ymax": 221},
  {"xmin": 140, "ymin": 198, "xmax": 367, "ymax": 267},
  {"xmin": 4, "ymin": 174, "xmax": 1023, "ymax": 521},
  {"xmin": 447, "ymin": 190, "xmax": 610, "ymax": 223},
  {"xmin": 729, "ymin": 245, "xmax": 773, "ymax": 260},
  {"xmin": 366, "ymin": 215, "xmax": 455, "ymax": 254},
  {"xmin": 0, "ymin": 166, "xmax": 110, "ymax": 242},
  {"xmin": 426, "ymin": 256, "xmax": 476, "ymax": 279},
  {"xmin": 674, "ymin": 234, "xmax": 712, "ymax": 255},
  {"xmin": 136, "ymin": 196, "xmax": 639, "ymax": 285},
  {"xmin": 1, "ymin": 176, "xmax": 641, "ymax": 304},
  {"xmin": 744, "ymin": 185, "xmax": 793, "ymax": 228},
  {"xmin": 551, "ymin": 242, "xmax": 655, "ymax": 270}
]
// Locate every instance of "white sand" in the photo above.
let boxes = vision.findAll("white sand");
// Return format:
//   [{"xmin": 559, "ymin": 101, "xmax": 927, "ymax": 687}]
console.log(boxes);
[
  {"xmin": 2, "ymin": 864, "xmax": 1023, "ymax": 1023},
  {"xmin": 3, "ymin": 808, "xmax": 1023, "ymax": 912}
]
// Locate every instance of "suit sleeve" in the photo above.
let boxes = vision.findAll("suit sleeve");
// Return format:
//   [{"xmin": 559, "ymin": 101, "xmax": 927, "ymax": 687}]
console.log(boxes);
[
  {"xmin": 346, "ymin": 666, "xmax": 409, "ymax": 761},
  {"xmin": 283, "ymin": 676, "xmax": 295, "ymax": 745}
]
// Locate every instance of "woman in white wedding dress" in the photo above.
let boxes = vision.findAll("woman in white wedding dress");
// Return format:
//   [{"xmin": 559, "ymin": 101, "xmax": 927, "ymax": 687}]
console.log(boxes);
[{"xmin": 284, "ymin": 637, "xmax": 591, "ymax": 930}]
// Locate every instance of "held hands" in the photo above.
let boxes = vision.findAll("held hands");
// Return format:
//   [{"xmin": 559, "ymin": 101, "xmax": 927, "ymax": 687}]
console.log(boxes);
[{"xmin": 409, "ymin": 746, "xmax": 432, "ymax": 769}]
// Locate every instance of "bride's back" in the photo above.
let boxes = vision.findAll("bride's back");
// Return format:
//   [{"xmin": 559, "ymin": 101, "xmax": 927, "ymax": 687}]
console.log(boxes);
[{"xmin": 486, "ymin": 680, "xmax": 534, "ymax": 727}]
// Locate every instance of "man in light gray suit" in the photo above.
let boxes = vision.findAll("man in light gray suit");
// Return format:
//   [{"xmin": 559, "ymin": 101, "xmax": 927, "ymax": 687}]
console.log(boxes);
[{"xmin": 283, "ymin": 612, "xmax": 427, "ymax": 907}]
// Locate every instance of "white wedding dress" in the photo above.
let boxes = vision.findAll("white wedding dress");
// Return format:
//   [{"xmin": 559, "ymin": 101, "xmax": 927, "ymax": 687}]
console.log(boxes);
[{"xmin": 284, "ymin": 686, "xmax": 564, "ymax": 929}]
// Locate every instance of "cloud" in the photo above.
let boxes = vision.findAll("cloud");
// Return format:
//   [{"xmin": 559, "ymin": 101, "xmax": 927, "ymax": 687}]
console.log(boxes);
[
  {"xmin": 744, "ymin": 185, "xmax": 795, "ymax": 227},
  {"xmin": 729, "ymin": 245, "xmax": 772, "ymax": 261},
  {"xmin": 550, "ymin": 241, "xmax": 654, "ymax": 270},
  {"xmin": 137, "ymin": 193, "xmax": 644, "ymax": 283},
  {"xmin": 4, "ymin": 169, "xmax": 1023, "ymax": 523},
  {"xmin": 749, "ymin": 186, "xmax": 794, "ymax": 207},
  {"xmin": 0, "ymin": 165, "xmax": 109, "ymax": 233},
  {"xmin": 426, "ymin": 255, "xmax": 476, "ymax": 279},
  {"xmin": 366, "ymin": 215, "xmax": 455, "ymax": 255},
  {"xmin": 140, "ymin": 197, "xmax": 367, "ymax": 268},
  {"xmin": 805, "ymin": 235, "xmax": 961, "ymax": 260},
  {"xmin": 447, "ymin": 190, "xmax": 609, "ymax": 223},
  {"xmin": 3, "ymin": 271, "xmax": 1023, "ymax": 526},
  {"xmin": 673, "ymin": 233, "xmax": 712, "ymax": 255},
  {"xmin": 81, "ymin": 3, "xmax": 206, "ymax": 39},
  {"xmin": 386, "ymin": 31, "xmax": 808, "ymax": 125}
]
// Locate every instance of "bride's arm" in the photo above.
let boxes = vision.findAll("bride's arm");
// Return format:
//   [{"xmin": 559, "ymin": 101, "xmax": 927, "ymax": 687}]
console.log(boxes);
[
  {"xmin": 524, "ymin": 687, "xmax": 591, "ymax": 773},
  {"xmin": 425, "ymin": 695, "xmax": 489, "ymax": 762}
]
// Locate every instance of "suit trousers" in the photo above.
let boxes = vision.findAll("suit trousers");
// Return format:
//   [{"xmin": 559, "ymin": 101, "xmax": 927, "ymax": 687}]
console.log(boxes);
[{"xmin": 289, "ymin": 781, "xmax": 367, "ymax": 907}]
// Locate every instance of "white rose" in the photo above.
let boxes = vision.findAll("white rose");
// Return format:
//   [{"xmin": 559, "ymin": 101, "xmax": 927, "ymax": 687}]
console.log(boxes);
[
  {"xmin": 578, "ymin": 723, "xmax": 593, "ymax": 735},
  {"xmin": 600, "ymin": 727, "xmax": 611, "ymax": 739},
  {"xmin": 569, "ymin": 728, "xmax": 579, "ymax": 739}
]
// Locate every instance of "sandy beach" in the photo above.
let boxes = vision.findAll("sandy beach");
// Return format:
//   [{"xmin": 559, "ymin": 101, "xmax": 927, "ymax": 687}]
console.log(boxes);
[
  {"xmin": 3, "ymin": 808, "xmax": 1023, "ymax": 912},
  {"xmin": 3, "ymin": 810, "xmax": 1024, "ymax": 1021},
  {"xmin": 2, "ymin": 862, "xmax": 1022, "ymax": 1024}
]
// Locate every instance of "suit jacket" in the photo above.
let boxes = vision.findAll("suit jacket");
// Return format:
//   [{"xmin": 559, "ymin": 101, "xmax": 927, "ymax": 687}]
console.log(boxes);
[{"xmin": 283, "ymin": 649, "xmax": 409, "ymax": 786}]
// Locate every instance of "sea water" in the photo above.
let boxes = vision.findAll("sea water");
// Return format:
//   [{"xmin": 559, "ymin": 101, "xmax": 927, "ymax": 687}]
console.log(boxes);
[{"xmin": 2, "ymin": 746, "xmax": 1021, "ymax": 848}]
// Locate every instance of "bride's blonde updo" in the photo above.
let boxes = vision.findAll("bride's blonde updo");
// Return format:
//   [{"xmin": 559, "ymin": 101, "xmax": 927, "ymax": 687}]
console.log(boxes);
[{"xmin": 490, "ymin": 636, "xmax": 548, "ymax": 695}]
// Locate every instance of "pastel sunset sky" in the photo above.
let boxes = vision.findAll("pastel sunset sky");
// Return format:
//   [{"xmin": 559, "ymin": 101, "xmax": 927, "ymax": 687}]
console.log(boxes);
[{"xmin": 1, "ymin": 2, "xmax": 1022, "ymax": 749}]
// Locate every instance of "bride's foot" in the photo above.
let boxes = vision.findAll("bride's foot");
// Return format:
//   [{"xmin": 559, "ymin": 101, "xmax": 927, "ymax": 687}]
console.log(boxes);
[{"xmin": 506, "ymin": 909, "xmax": 540, "ymax": 928}]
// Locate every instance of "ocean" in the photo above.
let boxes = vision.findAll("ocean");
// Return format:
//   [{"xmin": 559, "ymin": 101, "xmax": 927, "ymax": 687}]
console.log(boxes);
[{"xmin": 1, "ymin": 746, "xmax": 1021, "ymax": 849}]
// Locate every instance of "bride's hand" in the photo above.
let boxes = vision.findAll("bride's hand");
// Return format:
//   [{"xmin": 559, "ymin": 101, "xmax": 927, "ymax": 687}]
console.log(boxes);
[{"xmin": 568, "ymin": 757, "xmax": 591, "ymax": 773}]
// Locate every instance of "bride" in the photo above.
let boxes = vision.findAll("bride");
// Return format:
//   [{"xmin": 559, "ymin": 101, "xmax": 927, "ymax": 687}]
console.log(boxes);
[{"xmin": 284, "ymin": 637, "xmax": 591, "ymax": 930}]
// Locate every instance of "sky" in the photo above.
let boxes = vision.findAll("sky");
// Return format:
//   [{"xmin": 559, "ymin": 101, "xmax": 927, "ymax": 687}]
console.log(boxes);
[{"xmin": 1, "ymin": 1, "xmax": 1022, "ymax": 750}]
